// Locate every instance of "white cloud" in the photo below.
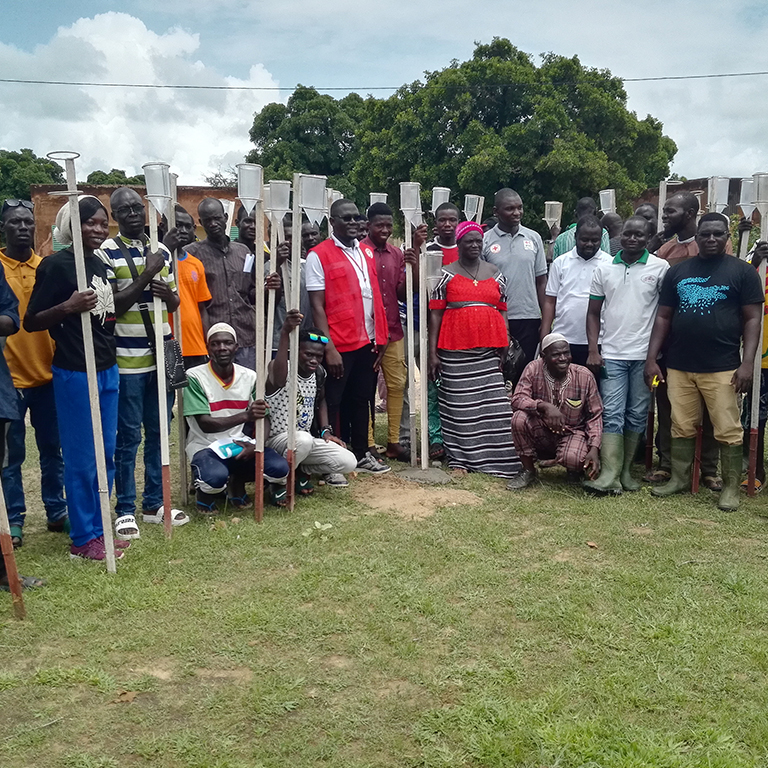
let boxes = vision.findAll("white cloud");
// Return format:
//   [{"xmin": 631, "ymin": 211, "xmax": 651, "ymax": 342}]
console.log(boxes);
[{"xmin": 0, "ymin": 12, "xmax": 281, "ymax": 183}]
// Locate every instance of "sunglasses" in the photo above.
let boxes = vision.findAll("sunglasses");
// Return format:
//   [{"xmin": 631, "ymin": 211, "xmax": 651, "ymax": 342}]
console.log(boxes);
[
  {"xmin": 306, "ymin": 333, "xmax": 329, "ymax": 344},
  {"xmin": 114, "ymin": 204, "xmax": 145, "ymax": 216},
  {"xmin": 1, "ymin": 199, "xmax": 34, "ymax": 214}
]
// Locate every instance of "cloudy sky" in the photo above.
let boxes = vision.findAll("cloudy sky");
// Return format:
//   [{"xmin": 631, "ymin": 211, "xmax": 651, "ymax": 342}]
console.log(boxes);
[{"xmin": 2, "ymin": 1, "xmax": 767, "ymax": 185}]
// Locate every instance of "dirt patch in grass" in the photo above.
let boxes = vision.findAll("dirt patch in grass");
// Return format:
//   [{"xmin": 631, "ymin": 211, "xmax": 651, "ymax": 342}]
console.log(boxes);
[
  {"xmin": 629, "ymin": 526, "xmax": 654, "ymax": 536},
  {"xmin": 194, "ymin": 667, "xmax": 253, "ymax": 683},
  {"xmin": 352, "ymin": 476, "xmax": 481, "ymax": 520},
  {"xmin": 322, "ymin": 654, "xmax": 354, "ymax": 670},
  {"xmin": 133, "ymin": 659, "xmax": 176, "ymax": 681}
]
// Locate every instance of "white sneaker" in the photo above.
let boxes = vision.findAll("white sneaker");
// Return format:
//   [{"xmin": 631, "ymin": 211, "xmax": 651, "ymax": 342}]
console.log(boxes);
[
  {"xmin": 356, "ymin": 451, "xmax": 391, "ymax": 474},
  {"xmin": 323, "ymin": 473, "xmax": 349, "ymax": 487}
]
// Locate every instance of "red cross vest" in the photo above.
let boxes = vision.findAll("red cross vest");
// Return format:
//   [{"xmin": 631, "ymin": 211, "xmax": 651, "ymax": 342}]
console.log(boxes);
[{"xmin": 312, "ymin": 238, "xmax": 389, "ymax": 353}]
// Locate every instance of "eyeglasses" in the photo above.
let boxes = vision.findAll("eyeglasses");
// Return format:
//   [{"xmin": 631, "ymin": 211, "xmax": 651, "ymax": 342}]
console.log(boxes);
[
  {"xmin": 306, "ymin": 333, "xmax": 329, "ymax": 344},
  {"xmin": 114, "ymin": 204, "xmax": 145, "ymax": 216},
  {"xmin": 700, "ymin": 231, "xmax": 729, "ymax": 239},
  {"xmin": 336, "ymin": 214, "xmax": 356, "ymax": 222},
  {"xmin": 1, "ymin": 199, "xmax": 34, "ymax": 214}
]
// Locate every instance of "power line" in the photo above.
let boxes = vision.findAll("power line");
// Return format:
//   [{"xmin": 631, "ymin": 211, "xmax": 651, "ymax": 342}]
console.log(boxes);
[{"xmin": 0, "ymin": 70, "xmax": 767, "ymax": 91}]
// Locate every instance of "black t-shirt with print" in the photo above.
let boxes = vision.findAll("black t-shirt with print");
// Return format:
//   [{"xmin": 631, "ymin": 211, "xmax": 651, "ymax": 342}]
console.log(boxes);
[
  {"xmin": 659, "ymin": 254, "xmax": 764, "ymax": 372},
  {"xmin": 27, "ymin": 250, "xmax": 116, "ymax": 372}
]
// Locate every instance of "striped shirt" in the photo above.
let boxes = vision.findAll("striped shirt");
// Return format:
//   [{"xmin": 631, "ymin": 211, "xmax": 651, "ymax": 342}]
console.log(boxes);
[
  {"xmin": 97, "ymin": 235, "xmax": 177, "ymax": 374},
  {"xmin": 183, "ymin": 362, "xmax": 257, "ymax": 461}
]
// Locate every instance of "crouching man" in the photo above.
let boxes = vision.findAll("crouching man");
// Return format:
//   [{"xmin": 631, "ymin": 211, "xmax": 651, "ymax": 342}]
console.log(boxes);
[
  {"xmin": 507, "ymin": 333, "xmax": 603, "ymax": 489},
  {"xmin": 266, "ymin": 310, "xmax": 357, "ymax": 492},
  {"xmin": 183, "ymin": 323, "xmax": 289, "ymax": 512}
]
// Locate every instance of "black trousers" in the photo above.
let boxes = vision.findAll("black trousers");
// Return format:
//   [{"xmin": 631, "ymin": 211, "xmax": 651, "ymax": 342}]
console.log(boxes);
[
  {"xmin": 325, "ymin": 344, "xmax": 377, "ymax": 460},
  {"xmin": 508, "ymin": 319, "xmax": 541, "ymax": 368}
]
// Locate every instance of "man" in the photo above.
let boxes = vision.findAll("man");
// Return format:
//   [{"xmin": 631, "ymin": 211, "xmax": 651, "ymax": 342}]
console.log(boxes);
[
  {"xmin": 583, "ymin": 216, "xmax": 669, "ymax": 494},
  {"xmin": 186, "ymin": 199, "xmax": 256, "ymax": 369},
  {"xmin": 361, "ymin": 202, "xmax": 412, "ymax": 461},
  {"xmin": 648, "ymin": 191, "xmax": 729, "ymax": 487},
  {"xmin": 428, "ymin": 202, "xmax": 460, "ymax": 264},
  {"xmin": 552, "ymin": 197, "xmax": 611, "ymax": 260},
  {"xmin": 306, "ymin": 198, "xmax": 390, "ymax": 473},
  {"xmin": 508, "ymin": 333, "xmax": 602, "ymax": 489},
  {"xmin": 635, "ymin": 203, "xmax": 658, "ymax": 237},
  {"xmin": 234, "ymin": 205, "xmax": 256, "ymax": 254},
  {"xmin": 0, "ymin": 199, "xmax": 66, "ymax": 547},
  {"xmin": 184, "ymin": 323, "xmax": 289, "ymax": 510},
  {"xmin": 482, "ymin": 188, "xmax": 547, "ymax": 364},
  {"xmin": 301, "ymin": 221, "xmax": 320, "ymax": 255},
  {"xmin": 98, "ymin": 187, "xmax": 185, "ymax": 536},
  {"xmin": 601, "ymin": 212, "xmax": 623, "ymax": 256},
  {"xmin": 266, "ymin": 310, "xmax": 357, "ymax": 490},
  {"xmin": 540, "ymin": 215, "xmax": 612, "ymax": 367},
  {"xmin": 645, "ymin": 214, "xmax": 763, "ymax": 511},
  {"xmin": 163, "ymin": 205, "xmax": 211, "ymax": 369}
]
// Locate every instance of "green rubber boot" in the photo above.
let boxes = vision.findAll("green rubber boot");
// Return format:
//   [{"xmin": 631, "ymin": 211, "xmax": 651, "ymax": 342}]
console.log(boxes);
[
  {"xmin": 583, "ymin": 433, "xmax": 623, "ymax": 495},
  {"xmin": 718, "ymin": 443, "xmax": 742, "ymax": 512},
  {"xmin": 652, "ymin": 437, "xmax": 695, "ymax": 497},
  {"xmin": 621, "ymin": 430, "xmax": 643, "ymax": 491}
]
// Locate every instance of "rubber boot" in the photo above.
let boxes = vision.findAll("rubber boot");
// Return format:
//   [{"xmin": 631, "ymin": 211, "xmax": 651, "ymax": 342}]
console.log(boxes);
[
  {"xmin": 621, "ymin": 430, "xmax": 643, "ymax": 491},
  {"xmin": 651, "ymin": 437, "xmax": 695, "ymax": 497},
  {"xmin": 583, "ymin": 433, "xmax": 623, "ymax": 495},
  {"xmin": 718, "ymin": 443, "xmax": 742, "ymax": 512}
]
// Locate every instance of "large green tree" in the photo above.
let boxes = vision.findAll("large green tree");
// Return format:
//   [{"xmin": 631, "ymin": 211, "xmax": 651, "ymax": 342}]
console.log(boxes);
[
  {"xmin": 85, "ymin": 168, "xmax": 145, "ymax": 185},
  {"xmin": 0, "ymin": 148, "xmax": 64, "ymax": 200},
  {"xmin": 247, "ymin": 39, "xmax": 676, "ymax": 233}
]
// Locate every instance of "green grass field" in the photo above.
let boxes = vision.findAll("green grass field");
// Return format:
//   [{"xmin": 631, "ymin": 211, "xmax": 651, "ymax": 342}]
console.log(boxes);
[{"xmin": 2, "ymin": 425, "xmax": 768, "ymax": 768}]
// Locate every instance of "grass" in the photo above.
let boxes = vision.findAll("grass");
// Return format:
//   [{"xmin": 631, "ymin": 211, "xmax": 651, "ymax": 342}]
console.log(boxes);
[{"xmin": 2, "ymin": 422, "xmax": 768, "ymax": 767}]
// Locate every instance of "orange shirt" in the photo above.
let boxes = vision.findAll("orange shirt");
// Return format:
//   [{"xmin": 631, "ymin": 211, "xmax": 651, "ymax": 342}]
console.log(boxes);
[
  {"xmin": 171, "ymin": 251, "xmax": 211, "ymax": 357},
  {"xmin": 0, "ymin": 249, "xmax": 55, "ymax": 388}
]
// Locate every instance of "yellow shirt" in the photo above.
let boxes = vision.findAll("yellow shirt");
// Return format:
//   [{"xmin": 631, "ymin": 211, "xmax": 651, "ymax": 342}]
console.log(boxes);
[{"xmin": 0, "ymin": 249, "xmax": 55, "ymax": 388}]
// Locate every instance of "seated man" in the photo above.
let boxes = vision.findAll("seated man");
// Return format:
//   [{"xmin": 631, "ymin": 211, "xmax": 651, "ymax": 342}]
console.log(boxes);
[
  {"xmin": 266, "ymin": 310, "xmax": 357, "ymax": 490},
  {"xmin": 184, "ymin": 323, "xmax": 289, "ymax": 512},
  {"xmin": 507, "ymin": 333, "xmax": 603, "ymax": 490}
]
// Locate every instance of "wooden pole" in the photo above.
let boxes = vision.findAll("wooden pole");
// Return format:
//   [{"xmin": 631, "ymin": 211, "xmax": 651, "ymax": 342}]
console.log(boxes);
[
  {"xmin": 0, "ymin": 481, "xmax": 25, "ymax": 618},
  {"xmin": 147, "ymin": 210, "xmax": 173, "ymax": 539},
  {"xmin": 253, "ymin": 191, "xmax": 266, "ymax": 522},
  {"xmin": 286, "ymin": 173, "xmax": 302, "ymax": 509},
  {"xmin": 55, "ymin": 153, "xmax": 116, "ymax": 573},
  {"xmin": 748, "ymin": 252, "xmax": 767, "ymax": 496},
  {"xmin": 418, "ymin": 242, "xmax": 428, "ymax": 469},
  {"xmin": 264, "ymin": 214, "xmax": 279, "ymax": 373},
  {"xmin": 404, "ymin": 223, "xmax": 417, "ymax": 468}
]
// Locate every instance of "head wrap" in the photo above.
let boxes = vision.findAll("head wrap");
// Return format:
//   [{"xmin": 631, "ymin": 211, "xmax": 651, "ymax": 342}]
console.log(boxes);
[
  {"xmin": 207, "ymin": 322, "xmax": 237, "ymax": 343},
  {"xmin": 53, "ymin": 195, "xmax": 107, "ymax": 247},
  {"xmin": 540, "ymin": 332, "xmax": 569, "ymax": 352},
  {"xmin": 455, "ymin": 220, "xmax": 484, "ymax": 242}
]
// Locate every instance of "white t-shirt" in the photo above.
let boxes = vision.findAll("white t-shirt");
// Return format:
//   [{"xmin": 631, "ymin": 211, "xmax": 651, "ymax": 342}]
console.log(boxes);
[
  {"xmin": 306, "ymin": 234, "xmax": 375, "ymax": 339},
  {"xmin": 546, "ymin": 247, "xmax": 611, "ymax": 345},
  {"xmin": 589, "ymin": 251, "xmax": 669, "ymax": 360}
]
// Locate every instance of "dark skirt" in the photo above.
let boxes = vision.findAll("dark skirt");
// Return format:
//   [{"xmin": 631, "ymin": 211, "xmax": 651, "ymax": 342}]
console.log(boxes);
[{"xmin": 437, "ymin": 348, "xmax": 521, "ymax": 478}]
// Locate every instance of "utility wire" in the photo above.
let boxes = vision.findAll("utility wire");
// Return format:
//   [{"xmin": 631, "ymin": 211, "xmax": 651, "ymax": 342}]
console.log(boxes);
[{"xmin": 0, "ymin": 70, "xmax": 767, "ymax": 91}]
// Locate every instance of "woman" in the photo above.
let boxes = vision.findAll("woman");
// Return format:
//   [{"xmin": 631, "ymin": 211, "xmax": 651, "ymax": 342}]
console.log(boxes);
[
  {"xmin": 428, "ymin": 221, "xmax": 522, "ymax": 478},
  {"xmin": 25, "ymin": 196, "xmax": 127, "ymax": 562}
]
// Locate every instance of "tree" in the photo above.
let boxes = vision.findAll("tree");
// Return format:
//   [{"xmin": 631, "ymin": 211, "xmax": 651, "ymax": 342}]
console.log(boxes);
[
  {"xmin": 0, "ymin": 148, "xmax": 64, "ymax": 200},
  {"xmin": 85, "ymin": 168, "xmax": 145, "ymax": 186},
  {"xmin": 247, "ymin": 39, "xmax": 677, "ymax": 234},
  {"xmin": 203, "ymin": 168, "xmax": 237, "ymax": 188}
]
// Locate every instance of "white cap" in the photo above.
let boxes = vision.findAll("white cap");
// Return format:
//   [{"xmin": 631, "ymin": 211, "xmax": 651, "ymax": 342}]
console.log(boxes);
[
  {"xmin": 206, "ymin": 322, "xmax": 237, "ymax": 343},
  {"xmin": 540, "ymin": 332, "xmax": 569, "ymax": 352}
]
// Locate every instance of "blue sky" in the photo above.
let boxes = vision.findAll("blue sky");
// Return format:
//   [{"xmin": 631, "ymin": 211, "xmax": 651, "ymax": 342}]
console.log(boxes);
[{"xmin": 2, "ymin": 1, "xmax": 768, "ymax": 184}]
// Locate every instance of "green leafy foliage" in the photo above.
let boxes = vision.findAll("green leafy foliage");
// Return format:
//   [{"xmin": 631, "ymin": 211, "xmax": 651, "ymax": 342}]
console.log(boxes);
[
  {"xmin": 247, "ymin": 39, "xmax": 676, "ymax": 235},
  {"xmin": 0, "ymin": 148, "xmax": 64, "ymax": 200},
  {"xmin": 85, "ymin": 168, "xmax": 145, "ymax": 186}
]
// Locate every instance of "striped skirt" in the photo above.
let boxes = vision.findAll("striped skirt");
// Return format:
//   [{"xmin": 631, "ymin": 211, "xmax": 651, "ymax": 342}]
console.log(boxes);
[{"xmin": 438, "ymin": 348, "xmax": 521, "ymax": 478}]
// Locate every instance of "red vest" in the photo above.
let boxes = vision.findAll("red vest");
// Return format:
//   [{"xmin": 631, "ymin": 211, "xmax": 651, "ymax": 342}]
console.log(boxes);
[{"xmin": 313, "ymin": 238, "xmax": 389, "ymax": 353}]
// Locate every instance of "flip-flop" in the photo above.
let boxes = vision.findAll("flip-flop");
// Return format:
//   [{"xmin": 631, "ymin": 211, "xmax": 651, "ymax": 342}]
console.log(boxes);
[
  {"xmin": 0, "ymin": 575, "xmax": 45, "ymax": 592},
  {"xmin": 295, "ymin": 473, "xmax": 315, "ymax": 496},
  {"xmin": 740, "ymin": 478, "xmax": 763, "ymax": 493},
  {"xmin": 226, "ymin": 494, "xmax": 251, "ymax": 509},
  {"xmin": 196, "ymin": 499, "xmax": 219, "ymax": 515},
  {"xmin": 270, "ymin": 484, "xmax": 287, "ymax": 507},
  {"xmin": 142, "ymin": 507, "xmax": 190, "ymax": 526},
  {"xmin": 429, "ymin": 443, "xmax": 446, "ymax": 460},
  {"xmin": 701, "ymin": 475, "xmax": 723, "ymax": 492}
]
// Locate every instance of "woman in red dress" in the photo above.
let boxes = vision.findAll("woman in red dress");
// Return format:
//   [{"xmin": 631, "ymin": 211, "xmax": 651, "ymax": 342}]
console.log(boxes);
[{"xmin": 428, "ymin": 221, "xmax": 522, "ymax": 478}]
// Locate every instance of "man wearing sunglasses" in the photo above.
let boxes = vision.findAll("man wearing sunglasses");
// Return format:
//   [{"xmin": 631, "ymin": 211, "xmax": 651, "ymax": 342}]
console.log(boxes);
[
  {"xmin": 645, "ymin": 213, "xmax": 764, "ymax": 511},
  {"xmin": 0, "ymin": 200, "xmax": 67, "ymax": 548},
  {"xmin": 306, "ymin": 199, "xmax": 391, "ymax": 473}
]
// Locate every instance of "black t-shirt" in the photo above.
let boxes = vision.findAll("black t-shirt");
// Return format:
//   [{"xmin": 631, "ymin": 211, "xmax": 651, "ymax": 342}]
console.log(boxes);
[
  {"xmin": 659, "ymin": 254, "xmax": 764, "ymax": 372},
  {"xmin": 27, "ymin": 250, "xmax": 116, "ymax": 372}
]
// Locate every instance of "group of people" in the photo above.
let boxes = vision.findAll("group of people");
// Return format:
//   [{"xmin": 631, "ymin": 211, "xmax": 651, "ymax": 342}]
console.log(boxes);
[{"xmin": 0, "ymin": 180, "xmax": 765, "ymax": 591}]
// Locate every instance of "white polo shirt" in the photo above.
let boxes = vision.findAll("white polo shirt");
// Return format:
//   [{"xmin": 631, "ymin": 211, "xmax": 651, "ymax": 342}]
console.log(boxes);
[
  {"xmin": 589, "ymin": 250, "xmax": 669, "ymax": 360},
  {"xmin": 546, "ymin": 247, "xmax": 612, "ymax": 345}
]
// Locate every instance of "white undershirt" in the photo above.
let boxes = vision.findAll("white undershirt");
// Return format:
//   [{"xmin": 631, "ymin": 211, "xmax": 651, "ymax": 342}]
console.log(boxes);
[{"xmin": 306, "ymin": 234, "xmax": 375, "ymax": 339}]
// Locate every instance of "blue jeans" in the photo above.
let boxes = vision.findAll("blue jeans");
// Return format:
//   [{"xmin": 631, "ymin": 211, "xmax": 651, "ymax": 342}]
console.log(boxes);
[
  {"xmin": 115, "ymin": 370, "xmax": 174, "ymax": 516},
  {"xmin": 600, "ymin": 359, "xmax": 651, "ymax": 435},
  {"xmin": 190, "ymin": 447, "xmax": 289, "ymax": 495},
  {"xmin": 2, "ymin": 382, "xmax": 67, "ymax": 528},
  {"xmin": 52, "ymin": 365, "xmax": 119, "ymax": 547}
]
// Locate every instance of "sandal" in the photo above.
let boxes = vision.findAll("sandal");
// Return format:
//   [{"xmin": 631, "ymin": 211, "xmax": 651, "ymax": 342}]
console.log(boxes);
[
  {"xmin": 115, "ymin": 514, "xmax": 140, "ymax": 540},
  {"xmin": 429, "ymin": 443, "xmax": 445, "ymax": 460},
  {"xmin": 142, "ymin": 507, "xmax": 190, "ymax": 527},
  {"xmin": 47, "ymin": 517, "xmax": 70, "ymax": 535},
  {"xmin": 10, "ymin": 525, "xmax": 22, "ymax": 549},
  {"xmin": 644, "ymin": 468, "xmax": 671, "ymax": 484},
  {"xmin": 0, "ymin": 574, "xmax": 46, "ymax": 592},
  {"xmin": 701, "ymin": 475, "xmax": 723, "ymax": 492},
  {"xmin": 740, "ymin": 478, "xmax": 763, "ymax": 493},
  {"xmin": 196, "ymin": 498, "xmax": 219, "ymax": 515},
  {"xmin": 226, "ymin": 494, "xmax": 251, "ymax": 509},
  {"xmin": 269, "ymin": 484, "xmax": 287, "ymax": 508},
  {"xmin": 296, "ymin": 472, "xmax": 314, "ymax": 496}
]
